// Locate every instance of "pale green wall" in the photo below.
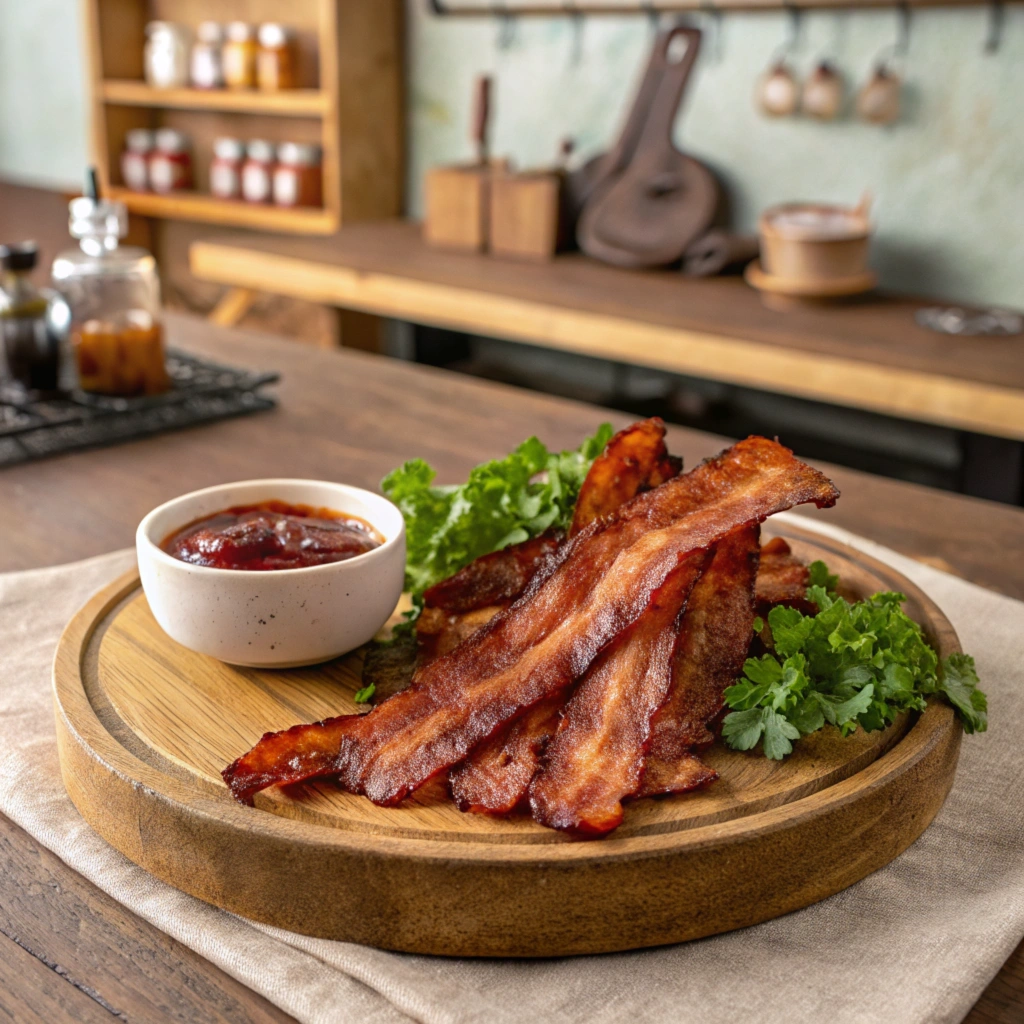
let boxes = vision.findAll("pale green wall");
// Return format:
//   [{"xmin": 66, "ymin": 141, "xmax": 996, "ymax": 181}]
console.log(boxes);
[
  {"xmin": 408, "ymin": 5, "xmax": 1024, "ymax": 307},
  {"xmin": 0, "ymin": 0, "xmax": 89, "ymax": 191},
  {"xmin": 1, "ymin": 2, "xmax": 1020, "ymax": 307}
]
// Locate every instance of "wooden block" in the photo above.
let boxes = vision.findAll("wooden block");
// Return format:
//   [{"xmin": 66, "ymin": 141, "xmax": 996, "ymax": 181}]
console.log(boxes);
[
  {"xmin": 423, "ymin": 164, "xmax": 490, "ymax": 251},
  {"xmin": 490, "ymin": 171, "xmax": 563, "ymax": 262}
]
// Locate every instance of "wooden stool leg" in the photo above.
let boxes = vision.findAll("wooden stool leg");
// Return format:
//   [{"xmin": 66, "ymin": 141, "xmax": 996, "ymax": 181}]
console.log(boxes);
[{"xmin": 208, "ymin": 288, "xmax": 258, "ymax": 327}]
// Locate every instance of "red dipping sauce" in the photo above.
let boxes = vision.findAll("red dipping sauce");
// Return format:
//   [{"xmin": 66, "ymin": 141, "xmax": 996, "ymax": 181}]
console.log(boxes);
[{"xmin": 161, "ymin": 500, "xmax": 383, "ymax": 571}]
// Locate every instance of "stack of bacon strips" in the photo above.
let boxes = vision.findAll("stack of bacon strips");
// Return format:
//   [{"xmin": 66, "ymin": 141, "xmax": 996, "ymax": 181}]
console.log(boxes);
[{"xmin": 223, "ymin": 421, "xmax": 838, "ymax": 837}]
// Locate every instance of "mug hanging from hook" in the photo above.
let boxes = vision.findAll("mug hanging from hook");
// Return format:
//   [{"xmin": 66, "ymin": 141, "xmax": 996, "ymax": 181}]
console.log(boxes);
[
  {"xmin": 984, "ymin": 0, "xmax": 1004, "ymax": 54},
  {"xmin": 857, "ymin": 3, "xmax": 909, "ymax": 125},
  {"xmin": 757, "ymin": 3, "xmax": 801, "ymax": 117}
]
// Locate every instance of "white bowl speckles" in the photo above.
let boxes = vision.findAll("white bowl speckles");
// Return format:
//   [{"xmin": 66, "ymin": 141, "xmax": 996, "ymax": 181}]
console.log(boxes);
[{"xmin": 136, "ymin": 479, "xmax": 405, "ymax": 668}]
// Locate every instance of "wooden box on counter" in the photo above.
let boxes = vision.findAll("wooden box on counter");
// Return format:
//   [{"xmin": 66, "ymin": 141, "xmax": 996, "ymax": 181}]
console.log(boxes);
[
  {"xmin": 423, "ymin": 164, "xmax": 492, "ymax": 251},
  {"xmin": 490, "ymin": 170, "xmax": 564, "ymax": 261}
]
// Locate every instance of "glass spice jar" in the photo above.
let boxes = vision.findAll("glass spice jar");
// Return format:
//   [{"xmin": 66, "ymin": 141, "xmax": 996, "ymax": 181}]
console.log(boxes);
[
  {"xmin": 51, "ymin": 192, "xmax": 168, "ymax": 397},
  {"xmin": 144, "ymin": 22, "xmax": 191, "ymax": 90},
  {"xmin": 190, "ymin": 21, "xmax": 225, "ymax": 90},
  {"xmin": 121, "ymin": 129, "xmax": 154, "ymax": 192},
  {"xmin": 149, "ymin": 128, "xmax": 192, "ymax": 194},
  {"xmin": 223, "ymin": 22, "xmax": 257, "ymax": 90},
  {"xmin": 256, "ymin": 23, "xmax": 297, "ymax": 91},
  {"xmin": 210, "ymin": 137, "xmax": 245, "ymax": 200},
  {"xmin": 273, "ymin": 142, "xmax": 322, "ymax": 208},
  {"xmin": 241, "ymin": 140, "xmax": 275, "ymax": 203}
]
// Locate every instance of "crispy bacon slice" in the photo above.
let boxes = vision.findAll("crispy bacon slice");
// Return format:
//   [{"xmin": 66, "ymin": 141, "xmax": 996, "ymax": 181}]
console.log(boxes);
[
  {"xmin": 637, "ymin": 524, "xmax": 761, "ymax": 798},
  {"xmin": 755, "ymin": 536, "xmax": 813, "ymax": 614},
  {"xmin": 223, "ymin": 437, "xmax": 838, "ymax": 807},
  {"xmin": 416, "ymin": 604, "xmax": 504, "ymax": 662},
  {"xmin": 449, "ymin": 418, "xmax": 684, "ymax": 813},
  {"xmin": 422, "ymin": 532, "xmax": 563, "ymax": 615},
  {"xmin": 449, "ymin": 694, "xmax": 564, "ymax": 814},
  {"xmin": 642, "ymin": 752, "xmax": 719, "ymax": 798},
  {"xmin": 529, "ymin": 550, "xmax": 709, "ymax": 835},
  {"xmin": 570, "ymin": 417, "xmax": 680, "ymax": 536}
]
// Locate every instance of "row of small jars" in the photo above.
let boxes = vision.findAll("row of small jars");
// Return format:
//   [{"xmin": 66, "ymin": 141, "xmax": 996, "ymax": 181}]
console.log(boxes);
[
  {"xmin": 145, "ymin": 21, "xmax": 297, "ymax": 92},
  {"xmin": 212, "ymin": 138, "xmax": 322, "ymax": 208},
  {"xmin": 121, "ymin": 130, "xmax": 321, "ymax": 208},
  {"xmin": 122, "ymin": 129, "xmax": 193, "ymax": 194}
]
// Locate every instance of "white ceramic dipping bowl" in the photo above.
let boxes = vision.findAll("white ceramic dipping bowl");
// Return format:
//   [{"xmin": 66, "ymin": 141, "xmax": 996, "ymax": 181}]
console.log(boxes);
[{"xmin": 136, "ymin": 479, "xmax": 406, "ymax": 668}]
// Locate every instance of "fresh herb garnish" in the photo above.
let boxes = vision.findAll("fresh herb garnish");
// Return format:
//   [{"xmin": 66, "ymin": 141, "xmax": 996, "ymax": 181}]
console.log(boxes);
[
  {"xmin": 382, "ymin": 424, "xmax": 613, "ymax": 599},
  {"xmin": 358, "ymin": 425, "xmax": 614, "ymax": 706},
  {"xmin": 722, "ymin": 560, "xmax": 987, "ymax": 758}
]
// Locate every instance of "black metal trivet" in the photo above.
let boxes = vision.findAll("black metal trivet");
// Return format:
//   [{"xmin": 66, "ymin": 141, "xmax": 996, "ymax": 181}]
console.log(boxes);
[{"xmin": 0, "ymin": 349, "xmax": 279, "ymax": 468}]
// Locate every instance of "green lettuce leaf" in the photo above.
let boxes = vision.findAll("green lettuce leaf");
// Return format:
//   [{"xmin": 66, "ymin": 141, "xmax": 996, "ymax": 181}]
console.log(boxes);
[{"xmin": 382, "ymin": 423, "xmax": 613, "ymax": 599}]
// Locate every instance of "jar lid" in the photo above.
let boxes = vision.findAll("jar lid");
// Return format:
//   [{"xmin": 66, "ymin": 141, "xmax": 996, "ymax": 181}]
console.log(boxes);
[
  {"xmin": 246, "ymin": 139, "xmax": 275, "ymax": 162},
  {"xmin": 213, "ymin": 136, "xmax": 245, "ymax": 160},
  {"xmin": 276, "ymin": 142, "xmax": 322, "ymax": 167},
  {"xmin": 146, "ymin": 20, "xmax": 188, "ymax": 38},
  {"xmin": 197, "ymin": 21, "xmax": 224, "ymax": 44},
  {"xmin": 257, "ymin": 23, "xmax": 292, "ymax": 48},
  {"xmin": 155, "ymin": 128, "xmax": 190, "ymax": 154},
  {"xmin": 126, "ymin": 128, "xmax": 156, "ymax": 152},
  {"xmin": 0, "ymin": 241, "xmax": 39, "ymax": 272},
  {"xmin": 226, "ymin": 21, "xmax": 254, "ymax": 42},
  {"xmin": 69, "ymin": 198, "xmax": 128, "ymax": 243}
]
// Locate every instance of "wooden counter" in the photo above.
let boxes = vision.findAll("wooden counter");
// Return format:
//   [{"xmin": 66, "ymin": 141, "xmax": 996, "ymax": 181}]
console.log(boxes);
[
  {"xmin": 3, "ymin": 312, "xmax": 1024, "ymax": 1023},
  {"xmin": 190, "ymin": 220, "xmax": 1024, "ymax": 441}
]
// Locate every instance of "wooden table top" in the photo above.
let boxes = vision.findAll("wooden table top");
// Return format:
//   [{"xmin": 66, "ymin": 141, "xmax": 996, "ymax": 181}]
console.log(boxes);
[
  {"xmin": 190, "ymin": 220, "xmax": 1024, "ymax": 441},
  {"xmin": 2, "ymin": 312, "xmax": 1022, "ymax": 1024}
]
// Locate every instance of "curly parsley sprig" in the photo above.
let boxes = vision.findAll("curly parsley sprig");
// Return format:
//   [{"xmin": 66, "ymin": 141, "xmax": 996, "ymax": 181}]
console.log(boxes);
[{"xmin": 722, "ymin": 560, "xmax": 987, "ymax": 760}]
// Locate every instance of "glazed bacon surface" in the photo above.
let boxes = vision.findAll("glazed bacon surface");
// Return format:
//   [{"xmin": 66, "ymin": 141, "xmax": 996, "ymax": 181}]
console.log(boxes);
[
  {"xmin": 223, "ymin": 436, "xmax": 838, "ymax": 808},
  {"xmin": 422, "ymin": 532, "xmax": 563, "ymax": 615},
  {"xmin": 529, "ymin": 550, "xmax": 710, "ymax": 834},
  {"xmin": 755, "ymin": 535, "xmax": 814, "ymax": 614},
  {"xmin": 448, "ymin": 417, "xmax": 682, "ymax": 813},
  {"xmin": 449, "ymin": 694, "xmax": 564, "ymax": 815},
  {"xmin": 570, "ymin": 417, "xmax": 680, "ymax": 536},
  {"xmin": 638, "ymin": 524, "xmax": 760, "ymax": 798}
]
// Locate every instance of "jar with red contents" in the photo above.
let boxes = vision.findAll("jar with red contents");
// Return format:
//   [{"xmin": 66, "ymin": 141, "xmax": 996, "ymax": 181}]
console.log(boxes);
[
  {"xmin": 272, "ymin": 142, "xmax": 322, "ymax": 208},
  {"xmin": 241, "ymin": 139, "xmax": 275, "ymax": 203},
  {"xmin": 210, "ymin": 137, "xmax": 244, "ymax": 200},
  {"xmin": 121, "ymin": 129, "xmax": 154, "ymax": 192},
  {"xmin": 149, "ymin": 128, "xmax": 192, "ymax": 194}
]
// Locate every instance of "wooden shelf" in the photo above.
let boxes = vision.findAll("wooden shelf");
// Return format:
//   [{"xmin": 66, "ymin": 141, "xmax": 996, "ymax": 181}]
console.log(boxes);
[
  {"xmin": 190, "ymin": 221, "xmax": 1024, "ymax": 441},
  {"xmin": 101, "ymin": 80, "xmax": 329, "ymax": 117},
  {"xmin": 85, "ymin": 1, "xmax": 402, "ymax": 238},
  {"xmin": 109, "ymin": 188, "xmax": 338, "ymax": 235}
]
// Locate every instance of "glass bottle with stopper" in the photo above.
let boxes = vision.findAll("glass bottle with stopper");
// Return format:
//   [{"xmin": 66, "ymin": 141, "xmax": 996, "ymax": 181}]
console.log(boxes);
[
  {"xmin": 51, "ymin": 169, "xmax": 168, "ymax": 396},
  {"xmin": 0, "ymin": 241, "xmax": 66, "ymax": 393}
]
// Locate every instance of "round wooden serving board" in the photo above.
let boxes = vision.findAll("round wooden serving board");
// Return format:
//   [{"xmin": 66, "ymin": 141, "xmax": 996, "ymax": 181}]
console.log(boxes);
[{"xmin": 53, "ymin": 524, "xmax": 962, "ymax": 957}]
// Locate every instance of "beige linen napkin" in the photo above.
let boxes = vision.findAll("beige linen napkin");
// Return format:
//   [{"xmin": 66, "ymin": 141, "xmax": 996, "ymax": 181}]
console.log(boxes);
[{"xmin": 1, "ymin": 513, "xmax": 1023, "ymax": 1024}]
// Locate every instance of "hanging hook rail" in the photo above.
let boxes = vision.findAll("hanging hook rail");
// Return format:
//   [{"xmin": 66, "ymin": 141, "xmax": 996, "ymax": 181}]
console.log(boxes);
[{"xmin": 428, "ymin": 0, "xmax": 1022, "ymax": 14}]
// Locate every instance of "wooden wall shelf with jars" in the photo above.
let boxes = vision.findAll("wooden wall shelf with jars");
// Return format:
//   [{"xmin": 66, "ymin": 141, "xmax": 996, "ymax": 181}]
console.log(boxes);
[{"xmin": 83, "ymin": 0, "xmax": 403, "ymax": 237}]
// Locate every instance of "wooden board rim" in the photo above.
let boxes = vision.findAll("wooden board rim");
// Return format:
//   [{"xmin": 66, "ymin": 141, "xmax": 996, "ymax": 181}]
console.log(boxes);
[{"xmin": 52, "ymin": 523, "xmax": 963, "ymax": 954}]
